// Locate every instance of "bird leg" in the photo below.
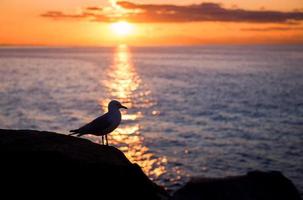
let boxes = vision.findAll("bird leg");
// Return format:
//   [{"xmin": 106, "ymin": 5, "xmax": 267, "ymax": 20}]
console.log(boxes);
[
  {"xmin": 105, "ymin": 135, "xmax": 108, "ymax": 146},
  {"xmin": 101, "ymin": 136, "xmax": 104, "ymax": 145}
]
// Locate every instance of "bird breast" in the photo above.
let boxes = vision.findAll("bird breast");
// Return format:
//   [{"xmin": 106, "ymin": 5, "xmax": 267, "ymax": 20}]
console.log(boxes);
[
  {"xmin": 107, "ymin": 110, "xmax": 121, "ymax": 132},
  {"xmin": 110, "ymin": 110, "xmax": 121, "ymax": 124}
]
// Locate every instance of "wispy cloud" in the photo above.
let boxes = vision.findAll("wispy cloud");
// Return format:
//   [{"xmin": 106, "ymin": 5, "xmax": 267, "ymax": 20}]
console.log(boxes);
[
  {"xmin": 86, "ymin": 7, "xmax": 102, "ymax": 11},
  {"xmin": 241, "ymin": 26, "xmax": 303, "ymax": 31},
  {"xmin": 41, "ymin": 1, "xmax": 303, "ymax": 24},
  {"xmin": 40, "ymin": 11, "xmax": 110, "ymax": 21},
  {"xmin": 41, "ymin": 11, "xmax": 90, "ymax": 20}
]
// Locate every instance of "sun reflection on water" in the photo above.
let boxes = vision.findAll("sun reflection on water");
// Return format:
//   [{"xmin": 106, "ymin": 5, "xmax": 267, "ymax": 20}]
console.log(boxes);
[{"xmin": 99, "ymin": 45, "xmax": 167, "ymax": 180}]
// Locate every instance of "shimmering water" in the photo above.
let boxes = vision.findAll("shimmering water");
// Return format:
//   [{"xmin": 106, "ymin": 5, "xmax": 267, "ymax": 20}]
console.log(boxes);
[{"xmin": 0, "ymin": 45, "xmax": 302, "ymax": 193}]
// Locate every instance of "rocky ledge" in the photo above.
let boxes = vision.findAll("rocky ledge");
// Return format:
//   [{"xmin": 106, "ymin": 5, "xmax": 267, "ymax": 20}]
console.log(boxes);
[{"xmin": 0, "ymin": 129, "xmax": 301, "ymax": 200}]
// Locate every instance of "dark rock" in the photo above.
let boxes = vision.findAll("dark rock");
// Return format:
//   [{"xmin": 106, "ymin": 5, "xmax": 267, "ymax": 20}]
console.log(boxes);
[
  {"xmin": 0, "ymin": 129, "xmax": 169, "ymax": 199},
  {"xmin": 1, "ymin": 129, "xmax": 301, "ymax": 200},
  {"xmin": 172, "ymin": 170, "xmax": 301, "ymax": 200}
]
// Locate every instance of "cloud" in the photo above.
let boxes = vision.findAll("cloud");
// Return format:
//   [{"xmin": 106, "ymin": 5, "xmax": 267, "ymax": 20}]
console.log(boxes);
[
  {"xmin": 41, "ymin": 11, "xmax": 88, "ymax": 19},
  {"xmin": 40, "ymin": 10, "xmax": 110, "ymax": 21},
  {"xmin": 41, "ymin": 1, "xmax": 303, "ymax": 23},
  {"xmin": 116, "ymin": 1, "xmax": 303, "ymax": 23},
  {"xmin": 241, "ymin": 27, "xmax": 303, "ymax": 31},
  {"xmin": 86, "ymin": 7, "xmax": 102, "ymax": 11}
]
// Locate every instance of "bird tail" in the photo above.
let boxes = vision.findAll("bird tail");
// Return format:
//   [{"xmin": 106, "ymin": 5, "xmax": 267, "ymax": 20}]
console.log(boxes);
[{"xmin": 68, "ymin": 129, "xmax": 79, "ymax": 136}]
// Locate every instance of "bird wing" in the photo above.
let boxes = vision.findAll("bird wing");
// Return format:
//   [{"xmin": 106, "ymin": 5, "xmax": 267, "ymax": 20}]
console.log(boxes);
[{"xmin": 71, "ymin": 113, "xmax": 112, "ymax": 135}]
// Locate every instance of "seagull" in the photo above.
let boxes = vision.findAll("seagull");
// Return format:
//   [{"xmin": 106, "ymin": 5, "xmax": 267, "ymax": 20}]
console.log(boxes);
[{"xmin": 69, "ymin": 100, "xmax": 127, "ymax": 145}]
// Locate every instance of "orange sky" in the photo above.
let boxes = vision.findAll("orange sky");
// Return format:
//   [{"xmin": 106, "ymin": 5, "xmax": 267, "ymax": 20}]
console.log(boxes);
[{"xmin": 0, "ymin": 0, "xmax": 303, "ymax": 46}]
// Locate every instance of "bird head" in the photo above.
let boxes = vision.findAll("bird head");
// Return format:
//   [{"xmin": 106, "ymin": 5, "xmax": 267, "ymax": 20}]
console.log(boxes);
[{"xmin": 108, "ymin": 100, "xmax": 128, "ymax": 111}]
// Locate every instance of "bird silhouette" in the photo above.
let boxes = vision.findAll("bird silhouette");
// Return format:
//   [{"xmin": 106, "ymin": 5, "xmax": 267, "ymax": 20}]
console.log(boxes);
[{"xmin": 69, "ymin": 100, "xmax": 127, "ymax": 145}]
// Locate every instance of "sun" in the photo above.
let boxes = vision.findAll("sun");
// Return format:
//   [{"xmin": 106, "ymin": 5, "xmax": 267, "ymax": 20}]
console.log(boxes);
[{"xmin": 110, "ymin": 21, "xmax": 134, "ymax": 37}]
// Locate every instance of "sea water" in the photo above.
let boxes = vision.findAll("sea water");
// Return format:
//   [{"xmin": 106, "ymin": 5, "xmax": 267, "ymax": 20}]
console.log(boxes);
[{"xmin": 0, "ymin": 45, "xmax": 302, "ymax": 193}]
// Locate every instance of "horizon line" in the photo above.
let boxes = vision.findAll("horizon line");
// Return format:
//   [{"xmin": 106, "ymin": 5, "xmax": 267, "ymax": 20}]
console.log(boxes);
[{"xmin": 1, "ymin": 42, "xmax": 303, "ymax": 49}]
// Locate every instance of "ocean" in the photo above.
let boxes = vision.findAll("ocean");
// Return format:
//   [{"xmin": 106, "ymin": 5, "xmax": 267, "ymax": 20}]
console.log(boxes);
[{"xmin": 0, "ymin": 45, "xmax": 302, "ymax": 193}]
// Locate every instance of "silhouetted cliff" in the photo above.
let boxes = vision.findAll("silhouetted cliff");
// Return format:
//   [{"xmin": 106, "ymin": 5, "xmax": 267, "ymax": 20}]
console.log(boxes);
[{"xmin": 0, "ymin": 129, "xmax": 168, "ymax": 199}]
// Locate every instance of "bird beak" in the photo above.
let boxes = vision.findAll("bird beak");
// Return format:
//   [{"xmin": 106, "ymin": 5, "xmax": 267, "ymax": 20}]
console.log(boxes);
[{"xmin": 121, "ymin": 105, "xmax": 128, "ymax": 109}]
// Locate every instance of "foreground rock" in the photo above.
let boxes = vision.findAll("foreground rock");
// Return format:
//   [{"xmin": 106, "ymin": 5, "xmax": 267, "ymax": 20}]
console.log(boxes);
[
  {"xmin": 1, "ymin": 129, "xmax": 301, "ymax": 200},
  {"xmin": 172, "ymin": 171, "xmax": 301, "ymax": 200},
  {"xmin": 0, "ymin": 129, "xmax": 168, "ymax": 199}
]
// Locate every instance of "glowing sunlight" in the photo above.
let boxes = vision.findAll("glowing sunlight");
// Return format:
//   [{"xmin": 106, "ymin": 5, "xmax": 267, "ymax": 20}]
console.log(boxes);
[
  {"xmin": 110, "ymin": 21, "xmax": 134, "ymax": 37},
  {"xmin": 98, "ymin": 45, "xmax": 167, "ymax": 180}
]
